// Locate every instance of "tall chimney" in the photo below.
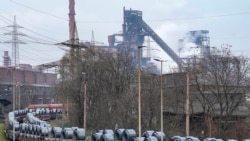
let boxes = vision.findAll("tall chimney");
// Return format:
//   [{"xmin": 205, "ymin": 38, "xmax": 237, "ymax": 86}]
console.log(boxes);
[{"xmin": 3, "ymin": 51, "xmax": 11, "ymax": 67}]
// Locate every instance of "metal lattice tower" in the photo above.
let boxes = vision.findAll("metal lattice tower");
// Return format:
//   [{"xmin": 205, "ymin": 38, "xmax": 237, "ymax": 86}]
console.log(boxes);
[
  {"xmin": 188, "ymin": 30, "xmax": 210, "ymax": 57},
  {"xmin": 4, "ymin": 16, "xmax": 26, "ymax": 67}
]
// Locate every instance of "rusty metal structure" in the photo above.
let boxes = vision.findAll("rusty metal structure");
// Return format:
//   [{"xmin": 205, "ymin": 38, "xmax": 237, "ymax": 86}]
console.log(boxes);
[{"xmin": 108, "ymin": 8, "xmax": 184, "ymax": 68}]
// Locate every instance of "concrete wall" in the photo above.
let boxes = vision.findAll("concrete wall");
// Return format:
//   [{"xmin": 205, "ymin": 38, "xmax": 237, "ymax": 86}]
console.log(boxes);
[{"xmin": 0, "ymin": 67, "xmax": 57, "ymax": 112}]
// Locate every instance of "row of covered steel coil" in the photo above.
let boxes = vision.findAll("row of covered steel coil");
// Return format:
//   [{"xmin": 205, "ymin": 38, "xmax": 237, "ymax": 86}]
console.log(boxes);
[
  {"xmin": 5, "ymin": 104, "xmax": 85, "ymax": 141},
  {"xmin": 49, "ymin": 126, "xmax": 85, "ymax": 140},
  {"xmin": 92, "ymin": 129, "xmax": 166, "ymax": 141}
]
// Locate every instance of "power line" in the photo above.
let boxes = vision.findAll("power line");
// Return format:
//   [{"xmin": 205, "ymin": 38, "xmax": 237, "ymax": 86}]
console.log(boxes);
[
  {"xmin": 0, "ymin": 15, "xmax": 13, "ymax": 25},
  {"xmin": 6, "ymin": 1, "xmax": 250, "ymax": 24},
  {"xmin": 1, "ymin": 8, "xmax": 67, "ymax": 38},
  {"xmin": 9, "ymin": 0, "xmax": 68, "ymax": 21},
  {"xmin": 22, "ymin": 27, "xmax": 60, "ymax": 43},
  {"xmin": 76, "ymin": 11, "xmax": 250, "ymax": 23},
  {"xmin": 19, "ymin": 46, "xmax": 61, "ymax": 61},
  {"xmin": 146, "ymin": 11, "xmax": 250, "ymax": 22},
  {"xmin": 17, "ymin": 43, "xmax": 64, "ymax": 64},
  {"xmin": 211, "ymin": 35, "xmax": 250, "ymax": 40},
  {"xmin": 0, "ymin": 17, "xmax": 63, "ymax": 66},
  {"xmin": 0, "ymin": 14, "xmax": 64, "ymax": 45}
]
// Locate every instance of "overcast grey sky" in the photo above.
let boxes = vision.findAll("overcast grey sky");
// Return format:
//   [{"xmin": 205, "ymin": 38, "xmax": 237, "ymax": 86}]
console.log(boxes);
[{"xmin": 0, "ymin": 0, "xmax": 250, "ymax": 71}]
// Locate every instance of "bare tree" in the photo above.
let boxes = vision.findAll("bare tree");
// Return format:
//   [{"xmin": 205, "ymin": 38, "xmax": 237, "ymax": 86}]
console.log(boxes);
[
  {"xmin": 23, "ymin": 86, "xmax": 35, "ymax": 106},
  {"xmin": 191, "ymin": 48, "xmax": 250, "ymax": 138},
  {"xmin": 141, "ymin": 73, "xmax": 160, "ymax": 130},
  {"xmin": 57, "ymin": 47, "xmax": 140, "ymax": 130},
  {"xmin": 164, "ymin": 72, "xmax": 187, "ymax": 136}
]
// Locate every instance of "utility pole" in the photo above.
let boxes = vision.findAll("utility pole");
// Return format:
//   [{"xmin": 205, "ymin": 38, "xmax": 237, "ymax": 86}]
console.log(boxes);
[
  {"xmin": 138, "ymin": 46, "xmax": 142, "ymax": 139},
  {"xmin": 82, "ymin": 73, "xmax": 87, "ymax": 131},
  {"xmin": 186, "ymin": 69, "xmax": 190, "ymax": 136},
  {"xmin": 11, "ymin": 66, "xmax": 16, "ymax": 141},
  {"xmin": 17, "ymin": 82, "xmax": 20, "ymax": 110},
  {"xmin": 154, "ymin": 58, "xmax": 167, "ymax": 141},
  {"xmin": 91, "ymin": 30, "xmax": 95, "ymax": 48},
  {"xmin": 137, "ymin": 46, "xmax": 146, "ymax": 140},
  {"xmin": 84, "ymin": 80, "xmax": 87, "ymax": 130}
]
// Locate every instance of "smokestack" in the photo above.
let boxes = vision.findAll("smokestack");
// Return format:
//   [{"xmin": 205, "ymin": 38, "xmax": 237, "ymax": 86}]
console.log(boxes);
[
  {"xmin": 3, "ymin": 51, "xmax": 11, "ymax": 67},
  {"xmin": 178, "ymin": 39, "xmax": 184, "ymax": 56}
]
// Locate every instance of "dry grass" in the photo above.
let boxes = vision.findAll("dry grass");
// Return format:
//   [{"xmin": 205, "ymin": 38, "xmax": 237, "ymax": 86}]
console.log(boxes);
[{"xmin": 0, "ymin": 123, "xmax": 8, "ymax": 141}]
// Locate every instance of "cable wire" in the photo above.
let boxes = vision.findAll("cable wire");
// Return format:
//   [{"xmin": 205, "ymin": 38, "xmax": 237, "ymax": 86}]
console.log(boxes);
[
  {"xmin": 9, "ymin": 0, "xmax": 68, "ymax": 21},
  {"xmin": 7, "ymin": 0, "xmax": 250, "ymax": 23}
]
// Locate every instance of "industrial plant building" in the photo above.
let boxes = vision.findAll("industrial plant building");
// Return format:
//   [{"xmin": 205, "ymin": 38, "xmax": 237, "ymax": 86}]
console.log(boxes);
[{"xmin": 0, "ymin": 51, "xmax": 58, "ymax": 114}]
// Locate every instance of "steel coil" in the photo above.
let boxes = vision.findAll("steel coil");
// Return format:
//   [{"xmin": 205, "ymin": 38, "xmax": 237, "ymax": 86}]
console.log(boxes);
[
  {"xmin": 62, "ymin": 127, "xmax": 74, "ymax": 139},
  {"xmin": 92, "ymin": 132, "xmax": 103, "ymax": 141},
  {"xmin": 103, "ymin": 129, "xmax": 114, "ymax": 135},
  {"xmin": 74, "ymin": 128, "xmax": 85, "ymax": 140},
  {"xmin": 71, "ymin": 127, "xmax": 78, "ymax": 131},
  {"xmin": 27, "ymin": 113, "xmax": 35, "ymax": 124},
  {"xmin": 51, "ymin": 127, "xmax": 62, "ymax": 138},
  {"xmin": 114, "ymin": 128, "xmax": 125, "ymax": 140},
  {"xmin": 122, "ymin": 129, "xmax": 136, "ymax": 141},
  {"xmin": 145, "ymin": 136, "xmax": 159, "ymax": 141},
  {"xmin": 40, "ymin": 126, "xmax": 49, "ymax": 137},
  {"xmin": 152, "ymin": 131, "xmax": 166, "ymax": 141},
  {"xmin": 20, "ymin": 123, "xmax": 27, "ymax": 133},
  {"xmin": 169, "ymin": 136, "xmax": 186, "ymax": 141},
  {"xmin": 134, "ymin": 137, "xmax": 145, "ymax": 141},
  {"xmin": 185, "ymin": 136, "xmax": 200, "ymax": 141},
  {"xmin": 8, "ymin": 112, "xmax": 19, "ymax": 131},
  {"xmin": 101, "ymin": 133, "xmax": 114, "ymax": 141},
  {"xmin": 24, "ymin": 124, "xmax": 29, "ymax": 133},
  {"xmin": 32, "ymin": 124, "xmax": 39, "ymax": 135},
  {"xmin": 36, "ymin": 126, "xmax": 42, "ymax": 135},
  {"xmin": 21, "ymin": 123, "xmax": 26, "ymax": 133},
  {"xmin": 28, "ymin": 124, "xmax": 33, "ymax": 134},
  {"xmin": 97, "ymin": 130, "xmax": 104, "ymax": 133},
  {"xmin": 203, "ymin": 138, "xmax": 217, "ymax": 141},
  {"xmin": 12, "ymin": 121, "xmax": 19, "ymax": 131},
  {"xmin": 19, "ymin": 123, "xmax": 25, "ymax": 133},
  {"xmin": 142, "ymin": 130, "xmax": 155, "ymax": 138}
]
